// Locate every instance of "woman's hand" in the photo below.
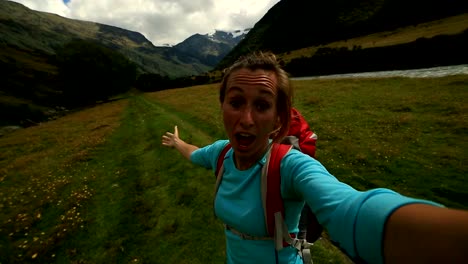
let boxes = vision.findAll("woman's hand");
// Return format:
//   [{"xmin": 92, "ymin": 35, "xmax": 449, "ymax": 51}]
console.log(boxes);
[
  {"xmin": 161, "ymin": 125, "xmax": 199, "ymax": 160},
  {"xmin": 162, "ymin": 125, "xmax": 179, "ymax": 148},
  {"xmin": 384, "ymin": 204, "xmax": 468, "ymax": 263}
]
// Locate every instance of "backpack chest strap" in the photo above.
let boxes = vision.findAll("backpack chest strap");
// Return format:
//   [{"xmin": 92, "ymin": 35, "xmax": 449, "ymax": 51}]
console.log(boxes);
[
  {"xmin": 225, "ymin": 224, "xmax": 300, "ymax": 248},
  {"xmin": 225, "ymin": 224, "xmax": 272, "ymax": 241}
]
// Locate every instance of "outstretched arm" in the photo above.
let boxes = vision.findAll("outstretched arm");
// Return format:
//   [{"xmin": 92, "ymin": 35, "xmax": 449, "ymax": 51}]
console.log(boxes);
[
  {"xmin": 383, "ymin": 203, "xmax": 468, "ymax": 263},
  {"xmin": 162, "ymin": 125, "xmax": 199, "ymax": 160}
]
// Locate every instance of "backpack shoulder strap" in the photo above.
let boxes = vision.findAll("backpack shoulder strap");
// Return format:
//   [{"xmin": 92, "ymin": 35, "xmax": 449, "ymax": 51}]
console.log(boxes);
[
  {"xmin": 264, "ymin": 143, "xmax": 317, "ymax": 258},
  {"xmin": 214, "ymin": 143, "xmax": 231, "ymax": 194},
  {"xmin": 262, "ymin": 143, "xmax": 293, "ymax": 237},
  {"xmin": 215, "ymin": 143, "xmax": 231, "ymax": 178},
  {"xmin": 213, "ymin": 143, "xmax": 232, "ymax": 217}
]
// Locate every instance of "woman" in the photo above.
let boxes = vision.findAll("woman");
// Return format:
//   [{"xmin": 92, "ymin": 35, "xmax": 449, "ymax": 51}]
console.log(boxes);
[{"xmin": 162, "ymin": 52, "xmax": 468, "ymax": 264}]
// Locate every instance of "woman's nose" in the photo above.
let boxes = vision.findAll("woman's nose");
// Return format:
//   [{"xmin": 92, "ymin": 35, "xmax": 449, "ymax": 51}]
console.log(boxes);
[{"xmin": 240, "ymin": 106, "xmax": 254, "ymax": 127}]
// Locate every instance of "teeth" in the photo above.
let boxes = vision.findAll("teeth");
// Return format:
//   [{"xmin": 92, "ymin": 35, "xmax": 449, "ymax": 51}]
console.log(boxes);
[{"xmin": 239, "ymin": 133, "xmax": 251, "ymax": 137}]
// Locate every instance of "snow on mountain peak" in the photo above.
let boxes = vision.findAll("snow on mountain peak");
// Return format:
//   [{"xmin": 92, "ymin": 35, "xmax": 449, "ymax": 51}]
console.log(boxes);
[{"xmin": 206, "ymin": 28, "xmax": 251, "ymax": 42}]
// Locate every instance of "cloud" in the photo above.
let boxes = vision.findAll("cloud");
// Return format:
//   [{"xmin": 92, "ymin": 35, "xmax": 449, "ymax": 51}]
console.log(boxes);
[
  {"xmin": 13, "ymin": 0, "xmax": 71, "ymax": 17},
  {"xmin": 11, "ymin": 0, "xmax": 280, "ymax": 46}
]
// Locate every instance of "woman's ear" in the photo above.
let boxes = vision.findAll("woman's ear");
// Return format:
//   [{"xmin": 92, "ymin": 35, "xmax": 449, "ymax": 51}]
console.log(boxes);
[
  {"xmin": 269, "ymin": 117, "xmax": 282, "ymax": 138},
  {"xmin": 275, "ymin": 116, "xmax": 282, "ymax": 130}
]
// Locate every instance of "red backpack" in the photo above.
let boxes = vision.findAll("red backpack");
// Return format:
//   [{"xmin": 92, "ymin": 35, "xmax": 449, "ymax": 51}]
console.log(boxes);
[
  {"xmin": 214, "ymin": 108, "xmax": 321, "ymax": 263},
  {"xmin": 287, "ymin": 108, "xmax": 317, "ymax": 158}
]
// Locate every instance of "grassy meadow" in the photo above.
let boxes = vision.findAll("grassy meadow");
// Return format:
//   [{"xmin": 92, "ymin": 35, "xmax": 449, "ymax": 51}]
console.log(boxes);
[{"xmin": 0, "ymin": 75, "xmax": 467, "ymax": 263}]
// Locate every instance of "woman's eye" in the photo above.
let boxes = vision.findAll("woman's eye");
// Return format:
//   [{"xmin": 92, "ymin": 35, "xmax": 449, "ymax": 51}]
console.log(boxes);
[
  {"xmin": 229, "ymin": 99, "xmax": 242, "ymax": 109},
  {"xmin": 256, "ymin": 101, "xmax": 271, "ymax": 112}
]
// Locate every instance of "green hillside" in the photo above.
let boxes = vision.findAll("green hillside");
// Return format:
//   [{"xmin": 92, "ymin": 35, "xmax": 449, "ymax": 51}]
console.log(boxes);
[
  {"xmin": 219, "ymin": 0, "xmax": 468, "ymax": 68},
  {"xmin": 0, "ymin": 0, "xmax": 208, "ymax": 77}
]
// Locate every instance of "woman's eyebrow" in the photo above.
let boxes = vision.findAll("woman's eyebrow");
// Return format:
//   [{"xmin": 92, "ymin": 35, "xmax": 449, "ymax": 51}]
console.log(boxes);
[
  {"xmin": 226, "ymin": 82, "xmax": 277, "ymax": 97},
  {"xmin": 260, "ymin": 88, "xmax": 276, "ymax": 96},
  {"xmin": 226, "ymin": 86, "xmax": 243, "ymax": 93}
]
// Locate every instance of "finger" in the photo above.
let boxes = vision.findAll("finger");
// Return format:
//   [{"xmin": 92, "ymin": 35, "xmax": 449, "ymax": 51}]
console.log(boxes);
[{"xmin": 174, "ymin": 125, "xmax": 179, "ymax": 138}]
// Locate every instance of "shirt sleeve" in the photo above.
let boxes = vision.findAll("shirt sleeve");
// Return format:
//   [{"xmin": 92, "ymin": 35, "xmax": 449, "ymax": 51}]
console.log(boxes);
[
  {"xmin": 280, "ymin": 150, "xmax": 443, "ymax": 263},
  {"xmin": 190, "ymin": 140, "xmax": 230, "ymax": 171}
]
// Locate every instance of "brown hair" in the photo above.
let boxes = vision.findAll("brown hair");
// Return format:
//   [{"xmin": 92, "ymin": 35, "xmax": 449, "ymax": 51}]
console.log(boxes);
[{"xmin": 219, "ymin": 51, "xmax": 293, "ymax": 142}]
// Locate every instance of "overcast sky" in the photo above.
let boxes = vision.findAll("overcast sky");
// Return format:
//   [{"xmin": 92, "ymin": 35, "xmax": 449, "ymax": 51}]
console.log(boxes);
[{"xmin": 11, "ymin": 0, "xmax": 281, "ymax": 46}]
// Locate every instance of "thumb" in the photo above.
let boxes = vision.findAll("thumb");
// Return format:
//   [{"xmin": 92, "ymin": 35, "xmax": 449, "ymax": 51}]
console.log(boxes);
[{"xmin": 174, "ymin": 125, "xmax": 179, "ymax": 138}]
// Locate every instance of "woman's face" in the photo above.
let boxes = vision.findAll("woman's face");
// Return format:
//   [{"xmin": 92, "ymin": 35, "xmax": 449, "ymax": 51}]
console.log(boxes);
[{"xmin": 222, "ymin": 68, "xmax": 279, "ymax": 166}]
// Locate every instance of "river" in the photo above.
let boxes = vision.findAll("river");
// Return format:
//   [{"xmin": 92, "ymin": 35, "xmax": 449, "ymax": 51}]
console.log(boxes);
[{"xmin": 291, "ymin": 64, "xmax": 468, "ymax": 80}]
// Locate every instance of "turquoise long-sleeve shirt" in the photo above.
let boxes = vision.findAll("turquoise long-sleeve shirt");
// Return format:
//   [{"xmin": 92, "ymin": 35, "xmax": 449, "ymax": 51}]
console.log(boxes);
[{"xmin": 190, "ymin": 140, "xmax": 440, "ymax": 264}]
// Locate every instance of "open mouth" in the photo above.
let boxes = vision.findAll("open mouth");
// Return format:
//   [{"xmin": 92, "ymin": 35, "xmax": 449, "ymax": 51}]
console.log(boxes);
[{"xmin": 235, "ymin": 133, "xmax": 256, "ymax": 148}]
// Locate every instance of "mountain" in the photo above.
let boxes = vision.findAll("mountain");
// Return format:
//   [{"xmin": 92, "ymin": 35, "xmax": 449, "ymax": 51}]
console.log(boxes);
[
  {"xmin": 218, "ymin": 0, "xmax": 468, "ymax": 69},
  {"xmin": 0, "ymin": 0, "xmax": 250, "ymax": 127},
  {"xmin": 0, "ymin": 0, "xmax": 243, "ymax": 78},
  {"xmin": 171, "ymin": 29, "xmax": 249, "ymax": 67}
]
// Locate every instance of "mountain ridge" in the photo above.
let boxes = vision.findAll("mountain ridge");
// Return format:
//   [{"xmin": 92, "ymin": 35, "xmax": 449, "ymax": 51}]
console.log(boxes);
[
  {"xmin": 171, "ymin": 29, "xmax": 249, "ymax": 67},
  {"xmin": 218, "ymin": 0, "xmax": 468, "ymax": 69},
  {"xmin": 0, "ymin": 0, "xmax": 247, "ymax": 77}
]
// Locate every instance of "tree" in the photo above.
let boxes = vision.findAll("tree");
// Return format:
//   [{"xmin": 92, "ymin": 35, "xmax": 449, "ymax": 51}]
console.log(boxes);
[{"xmin": 135, "ymin": 73, "xmax": 171, "ymax": 92}]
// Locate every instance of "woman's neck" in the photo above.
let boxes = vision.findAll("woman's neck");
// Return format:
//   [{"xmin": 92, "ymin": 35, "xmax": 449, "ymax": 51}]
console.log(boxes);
[
  {"xmin": 234, "ymin": 143, "xmax": 271, "ymax": 170},
  {"xmin": 235, "ymin": 159, "xmax": 255, "ymax": 170}
]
